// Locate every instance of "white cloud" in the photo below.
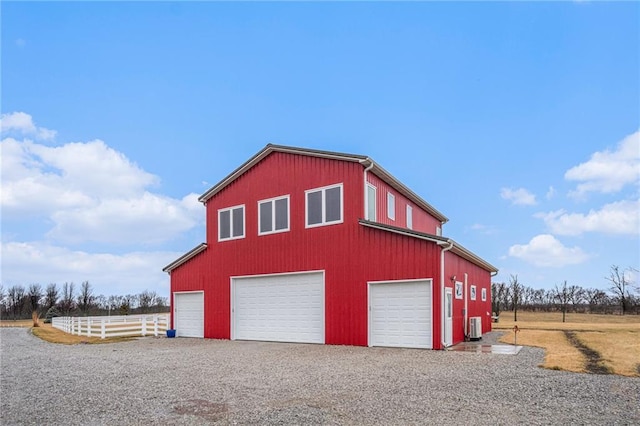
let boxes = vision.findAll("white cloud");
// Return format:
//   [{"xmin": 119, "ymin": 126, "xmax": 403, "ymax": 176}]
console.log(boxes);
[
  {"xmin": 536, "ymin": 199, "xmax": 640, "ymax": 236},
  {"xmin": 565, "ymin": 130, "xmax": 640, "ymax": 198},
  {"xmin": 1, "ymin": 114, "xmax": 203, "ymax": 245},
  {"xmin": 546, "ymin": 186, "xmax": 556, "ymax": 200},
  {"xmin": 48, "ymin": 193, "xmax": 201, "ymax": 244},
  {"xmin": 1, "ymin": 112, "xmax": 56, "ymax": 140},
  {"xmin": 500, "ymin": 187, "xmax": 537, "ymax": 206},
  {"xmin": 0, "ymin": 241, "xmax": 178, "ymax": 296},
  {"xmin": 469, "ymin": 223, "xmax": 497, "ymax": 235},
  {"xmin": 508, "ymin": 234, "xmax": 590, "ymax": 267}
]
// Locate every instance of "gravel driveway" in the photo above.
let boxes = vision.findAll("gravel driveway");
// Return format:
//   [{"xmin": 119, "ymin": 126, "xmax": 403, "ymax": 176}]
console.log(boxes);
[{"xmin": 1, "ymin": 328, "xmax": 639, "ymax": 425}]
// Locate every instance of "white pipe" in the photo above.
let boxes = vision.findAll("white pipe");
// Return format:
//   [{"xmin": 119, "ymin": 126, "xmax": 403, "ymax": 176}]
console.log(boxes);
[
  {"xmin": 360, "ymin": 159, "xmax": 374, "ymax": 219},
  {"xmin": 464, "ymin": 273, "xmax": 468, "ymax": 340},
  {"xmin": 439, "ymin": 240, "xmax": 454, "ymax": 349}
]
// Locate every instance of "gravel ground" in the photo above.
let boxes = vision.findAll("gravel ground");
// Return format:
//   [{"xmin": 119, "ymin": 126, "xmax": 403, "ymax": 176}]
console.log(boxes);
[{"xmin": 1, "ymin": 328, "xmax": 639, "ymax": 425}]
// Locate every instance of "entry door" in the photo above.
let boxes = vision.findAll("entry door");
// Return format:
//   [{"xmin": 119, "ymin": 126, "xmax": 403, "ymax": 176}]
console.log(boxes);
[{"xmin": 444, "ymin": 288, "xmax": 453, "ymax": 347}]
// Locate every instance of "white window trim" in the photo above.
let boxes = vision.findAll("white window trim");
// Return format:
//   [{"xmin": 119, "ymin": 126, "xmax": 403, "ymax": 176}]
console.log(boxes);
[
  {"xmin": 406, "ymin": 205, "xmax": 413, "ymax": 229},
  {"xmin": 481, "ymin": 288, "xmax": 487, "ymax": 302},
  {"xmin": 366, "ymin": 183, "xmax": 376, "ymax": 221},
  {"xmin": 470, "ymin": 285, "xmax": 477, "ymax": 301},
  {"xmin": 305, "ymin": 183, "xmax": 344, "ymax": 229},
  {"xmin": 387, "ymin": 192, "xmax": 395, "ymax": 220},
  {"xmin": 218, "ymin": 204, "xmax": 246, "ymax": 242},
  {"xmin": 258, "ymin": 194, "xmax": 290, "ymax": 236}
]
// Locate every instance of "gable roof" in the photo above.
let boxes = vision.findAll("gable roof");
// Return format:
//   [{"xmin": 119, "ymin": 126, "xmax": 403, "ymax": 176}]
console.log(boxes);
[
  {"xmin": 359, "ymin": 220, "xmax": 498, "ymax": 273},
  {"xmin": 199, "ymin": 144, "xmax": 448, "ymax": 223},
  {"xmin": 162, "ymin": 243, "xmax": 207, "ymax": 273}
]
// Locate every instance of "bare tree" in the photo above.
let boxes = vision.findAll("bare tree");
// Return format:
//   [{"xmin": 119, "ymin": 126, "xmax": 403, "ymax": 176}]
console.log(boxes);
[
  {"xmin": 554, "ymin": 280, "xmax": 572, "ymax": 322},
  {"xmin": 138, "ymin": 290, "xmax": 157, "ymax": 314},
  {"xmin": 509, "ymin": 275, "xmax": 522, "ymax": 322},
  {"xmin": 491, "ymin": 282, "xmax": 507, "ymax": 317},
  {"xmin": 44, "ymin": 283, "xmax": 59, "ymax": 311},
  {"xmin": 7, "ymin": 285, "xmax": 27, "ymax": 320},
  {"xmin": 606, "ymin": 265, "xmax": 638, "ymax": 315},
  {"xmin": 77, "ymin": 281, "xmax": 94, "ymax": 315},
  {"xmin": 59, "ymin": 282, "xmax": 76, "ymax": 316},
  {"xmin": 28, "ymin": 284, "xmax": 43, "ymax": 315},
  {"xmin": 0, "ymin": 284, "xmax": 5, "ymax": 317}
]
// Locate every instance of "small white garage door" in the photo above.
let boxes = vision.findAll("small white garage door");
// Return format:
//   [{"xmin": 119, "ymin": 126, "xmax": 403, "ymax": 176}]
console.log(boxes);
[
  {"xmin": 173, "ymin": 292, "xmax": 204, "ymax": 338},
  {"xmin": 232, "ymin": 272, "xmax": 324, "ymax": 344},
  {"xmin": 369, "ymin": 280, "xmax": 432, "ymax": 349}
]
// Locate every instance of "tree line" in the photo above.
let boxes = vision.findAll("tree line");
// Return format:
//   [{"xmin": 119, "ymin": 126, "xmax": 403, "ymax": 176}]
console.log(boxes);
[
  {"xmin": 0, "ymin": 281, "xmax": 169, "ymax": 321},
  {"xmin": 492, "ymin": 265, "xmax": 640, "ymax": 321}
]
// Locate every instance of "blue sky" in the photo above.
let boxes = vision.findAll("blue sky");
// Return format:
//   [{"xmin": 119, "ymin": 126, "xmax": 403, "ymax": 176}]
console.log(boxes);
[{"xmin": 1, "ymin": 1, "xmax": 638, "ymax": 298}]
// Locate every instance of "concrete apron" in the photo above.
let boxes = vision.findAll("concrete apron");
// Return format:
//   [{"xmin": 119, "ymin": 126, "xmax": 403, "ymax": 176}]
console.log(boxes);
[{"xmin": 446, "ymin": 342, "xmax": 523, "ymax": 354}]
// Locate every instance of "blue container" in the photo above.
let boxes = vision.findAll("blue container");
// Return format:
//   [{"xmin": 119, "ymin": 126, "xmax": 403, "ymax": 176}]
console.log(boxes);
[{"xmin": 166, "ymin": 329, "xmax": 176, "ymax": 338}]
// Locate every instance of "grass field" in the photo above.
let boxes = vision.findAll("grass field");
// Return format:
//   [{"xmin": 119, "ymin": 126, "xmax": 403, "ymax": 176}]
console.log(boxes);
[
  {"xmin": 0, "ymin": 320, "xmax": 136, "ymax": 344},
  {"xmin": 494, "ymin": 311, "xmax": 640, "ymax": 377}
]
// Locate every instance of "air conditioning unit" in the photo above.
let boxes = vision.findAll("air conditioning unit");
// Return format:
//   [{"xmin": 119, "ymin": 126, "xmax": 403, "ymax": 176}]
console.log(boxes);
[{"xmin": 469, "ymin": 317, "xmax": 482, "ymax": 340}]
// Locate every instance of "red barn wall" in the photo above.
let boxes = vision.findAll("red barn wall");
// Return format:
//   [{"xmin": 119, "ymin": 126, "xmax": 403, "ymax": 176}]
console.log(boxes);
[
  {"xmin": 444, "ymin": 250, "xmax": 493, "ymax": 342},
  {"xmin": 169, "ymin": 151, "xmax": 492, "ymax": 349}
]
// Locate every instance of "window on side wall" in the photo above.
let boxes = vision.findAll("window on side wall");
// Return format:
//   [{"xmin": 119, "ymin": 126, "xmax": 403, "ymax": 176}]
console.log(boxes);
[
  {"xmin": 406, "ymin": 205, "xmax": 413, "ymax": 229},
  {"xmin": 305, "ymin": 183, "xmax": 343, "ymax": 228},
  {"xmin": 481, "ymin": 288, "xmax": 487, "ymax": 302},
  {"xmin": 387, "ymin": 192, "xmax": 395, "ymax": 220},
  {"xmin": 470, "ymin": 285, "xmax": 477, "ymax": 301},
  {"xmin": 219, "ymin": 205, "xmax": 245, "ymax": 241},
  {"xmin": 366, "ymin": 184, "xmax": 376, "ymax": 221},
  {"xmin": 258, "ymin": 195, "xmax": 290, "ymax": 235}
]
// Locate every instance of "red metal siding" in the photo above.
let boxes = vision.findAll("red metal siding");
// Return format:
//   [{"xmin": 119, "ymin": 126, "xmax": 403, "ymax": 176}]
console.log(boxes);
[
  {"xmin": 444, "ymin": 251, "xmax": 493, "ymax": 343},
  {"xmin": 198, "ymin": 152, "xmax": 366, "ymax": 340},
  {"xmin": 366, "ymin": 172, "xmax": 442, "ymax": 234},
  {"xmin": 169, "ymin": 151, "xmax": 491, "ymax": 349}
]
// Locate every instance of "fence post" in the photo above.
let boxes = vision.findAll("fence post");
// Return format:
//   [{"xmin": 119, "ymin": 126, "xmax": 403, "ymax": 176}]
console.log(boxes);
[
  {"xmin": 151, "ymin": 315, "xmax": 156, "ymax": 337},
  {"xmin": 87, "ymin": 318, "xmax": 91, "ymax": 337},
  {"xmin": 141, "ymin": 316, "xmax": 147, "ymax": 337},
  {"xmin": 101, "ymin": 319, "xmax": 106, "ymax": 339}
]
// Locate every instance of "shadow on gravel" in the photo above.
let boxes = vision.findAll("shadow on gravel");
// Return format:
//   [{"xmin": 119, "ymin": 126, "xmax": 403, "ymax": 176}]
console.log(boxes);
[
  {"xmin": 173, "ymin": 399, "xmax": 229, "ymax": 422},
  {"xmin": 563, "ymin": 330, "xmax": 612, "ymax": 375}
]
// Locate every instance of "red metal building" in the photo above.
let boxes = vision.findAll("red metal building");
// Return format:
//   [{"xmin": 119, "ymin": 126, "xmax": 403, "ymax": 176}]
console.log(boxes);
[{"xmin": 163, "ymin": 145, "xmax": 498, "ymax": 349}]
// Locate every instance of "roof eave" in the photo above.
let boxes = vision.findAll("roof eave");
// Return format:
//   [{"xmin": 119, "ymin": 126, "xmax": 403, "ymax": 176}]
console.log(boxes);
[
  {"xmin": 162, "ymin": 243, "xmax": 208, "ymax": 273},
  {"xmin": 359, "ymin": 220, "xmax": 498, "ymax": 273},
  {"xmin": 198, "ymin": 144, "xmax": 367, "ymax": 203},
  {"xmin": 364, "ymin": 160, "xmax": 449, "ymax": 224}
]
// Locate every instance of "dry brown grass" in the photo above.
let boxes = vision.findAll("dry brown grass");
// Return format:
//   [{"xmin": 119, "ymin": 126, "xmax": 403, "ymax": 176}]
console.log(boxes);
[
  {"xmin": 30, "ymin": 323, "xmax": 136, "ymax": 345},
  {"xmin": 578, "ymin": 330, "xmax": 640, "ymax": 377},
  {"xmin": 494, "ymin": 311, "xmax": 640, "ymax": 377},
  {"xmin": 0, "ymin": 319, "xmax": 34, "ymax": 327}
]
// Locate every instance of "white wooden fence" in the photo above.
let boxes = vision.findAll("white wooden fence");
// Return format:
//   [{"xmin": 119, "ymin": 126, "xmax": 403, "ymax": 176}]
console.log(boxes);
[{"xmin": 52, "ymin": 314, "xmax": 170, "ymax": 339}]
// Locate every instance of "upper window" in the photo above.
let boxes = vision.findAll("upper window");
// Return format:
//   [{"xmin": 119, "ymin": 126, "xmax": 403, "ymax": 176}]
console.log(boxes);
[
  {"xmin": 218, "ymin": 205, "xmax": 245, "ymax": 241},
  {"xmin": 470, "ymin": 285, "xmax": 477, "ymax": 301},
  {"xmin": 305, "ymin": 183, "xmax": 343, "ymax": 228},
  {"xmin": 436, "ymin": 226, "xmax": 442, "ymax": 236},
  {"xmin": 258, "ymin": 195, "xmax": 290, "ymax": 235},
  {"xmin": 481, "ymin": 288, "xmax": 487, "ymax": 302},
  {"xmin": 366, "ymin": 184, "xmax": 376, "ymax": 221},
  {"xmin": 387, "ymin": 192, "xmax": 395, "ymax": 220},
  {"xmin": 406, "ymin": 205, "xmax": 413, "ymax": 229}
]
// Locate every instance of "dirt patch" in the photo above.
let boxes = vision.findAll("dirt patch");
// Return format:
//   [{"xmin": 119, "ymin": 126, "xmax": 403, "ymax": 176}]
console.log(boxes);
[
  {"xmin": 173, "ymin": 399, "xmax": 229, "ymax": 422},
  {"xmin": 563, "ymin": 331, "xmax": 612, "ymax": 375}
]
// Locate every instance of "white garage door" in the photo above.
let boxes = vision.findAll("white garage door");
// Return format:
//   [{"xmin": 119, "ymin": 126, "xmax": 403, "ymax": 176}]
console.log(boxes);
[
  {"xmin": 232, "ymin": 272, "xmax": 324, "ymax": 344},
  {"xmin": 173, "ymin": 292, "xmax": 204, "ymax": 338},
  {"xmin": 369, "ymin": 280, "xmax": 432, "ymax": 349}
]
